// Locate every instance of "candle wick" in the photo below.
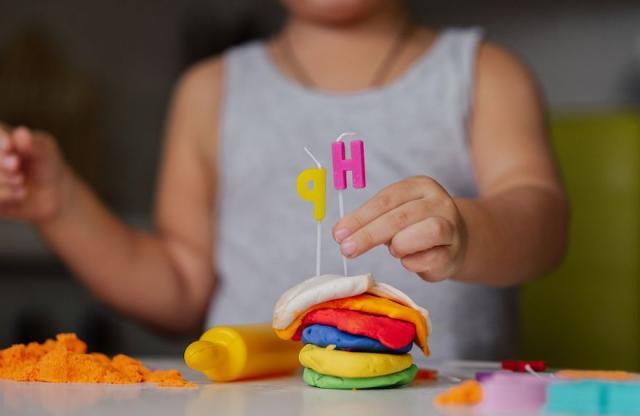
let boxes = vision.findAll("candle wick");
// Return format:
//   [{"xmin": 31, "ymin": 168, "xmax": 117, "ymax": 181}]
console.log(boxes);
[
  {"xmin": 335, "ymin": 132, "xmax": 357, "ymax": 143},
  {"xmin": 303, "ymin": 147, "xmax": 322, "ymax": 168}
]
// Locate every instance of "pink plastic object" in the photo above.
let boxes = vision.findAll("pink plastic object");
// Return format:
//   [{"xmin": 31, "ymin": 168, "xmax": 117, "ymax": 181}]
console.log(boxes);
[
  {"xmin": 331, "ymin": 140, "xmax": 366, "ymax": 190},
  {"xmin": 478, "ymin": 373, "xmax": 550, "ymax": 413}
]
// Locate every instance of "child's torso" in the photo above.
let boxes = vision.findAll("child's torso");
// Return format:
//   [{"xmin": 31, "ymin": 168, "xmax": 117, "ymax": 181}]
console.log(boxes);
[{"xmin": 210, "ymin": 28, "xmax": 517, "ymax": 360}]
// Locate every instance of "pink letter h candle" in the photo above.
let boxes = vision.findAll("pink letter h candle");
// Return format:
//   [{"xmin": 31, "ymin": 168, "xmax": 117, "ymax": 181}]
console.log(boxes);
[{"xmin": 331, "ymin": 140, "xmax": 366, "ymax": 190}]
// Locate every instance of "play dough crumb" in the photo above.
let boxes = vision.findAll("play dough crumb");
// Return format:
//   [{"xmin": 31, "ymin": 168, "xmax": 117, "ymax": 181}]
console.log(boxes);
[
  {"xmin": 0, "ymin": 333, "xmax": 194, "ymax": 388},
  {"xmin": 434, "ymin": 380, "xmax": 482, "ymax": 406},
  {"xmin": 415, "ymin": 368, "xmax": 438, "ymax": 381}
]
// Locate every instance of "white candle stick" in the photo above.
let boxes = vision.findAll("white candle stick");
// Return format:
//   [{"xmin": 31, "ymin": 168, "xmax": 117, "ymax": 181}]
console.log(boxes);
[
  {"xmin": 338, "ymin": 190, "xmax": 347, "ymax": 276},
  {"xmin": 316, "ymin": 222, "xmax": 322, "ymax": 277},
  {"xmin": 304, "ymin": 147, "xmax": 323, "ymax": 277},
  {"xmin": 335, "ymin": 132, "xmax": 356, "ymax": 277}
]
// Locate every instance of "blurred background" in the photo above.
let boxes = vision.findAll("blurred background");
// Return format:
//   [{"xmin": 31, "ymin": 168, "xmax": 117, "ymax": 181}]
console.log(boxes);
[{"xmin": 1, "ymin": 0, "xmax": 639, "ymax": 367}]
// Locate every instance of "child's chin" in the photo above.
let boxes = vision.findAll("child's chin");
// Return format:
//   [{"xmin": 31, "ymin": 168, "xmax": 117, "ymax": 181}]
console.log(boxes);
[{"xmin": 281, "ymin": 0, "xmax": 396, "ymax": 26}]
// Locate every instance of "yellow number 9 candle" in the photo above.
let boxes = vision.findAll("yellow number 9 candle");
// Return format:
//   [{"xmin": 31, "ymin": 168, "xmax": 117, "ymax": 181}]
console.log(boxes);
[
  {"xmin": 296, "ymin": 167, "xmax": 326, "ymax": 222},
  {"xmin": 297, "ymin": 147, "xmax": 326, "ymax": 277}
]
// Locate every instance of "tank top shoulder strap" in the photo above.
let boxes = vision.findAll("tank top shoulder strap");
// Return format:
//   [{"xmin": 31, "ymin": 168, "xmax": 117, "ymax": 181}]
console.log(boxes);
[
  {"xmin": 427, "ymin": 27, "xmax": 484, "ymax": 119},
  {"xmin": 223, "ymin": 40, "xmax": 271, "ymax": 91}
]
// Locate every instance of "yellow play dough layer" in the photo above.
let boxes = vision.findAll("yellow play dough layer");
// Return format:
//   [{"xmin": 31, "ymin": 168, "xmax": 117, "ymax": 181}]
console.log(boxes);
[
  {"xmin": 275, "ymin": 294, "xmax": 430, "ymax": 355},
  {"xmin": 299, "ymin": 344, "xmax": 413, "ymax": 378}
]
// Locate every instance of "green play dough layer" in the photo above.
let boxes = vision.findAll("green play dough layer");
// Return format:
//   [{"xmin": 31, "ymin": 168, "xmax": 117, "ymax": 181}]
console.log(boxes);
[{"xmin": 303, "ymin": 364, "xmax": 418, "ymax": 390}]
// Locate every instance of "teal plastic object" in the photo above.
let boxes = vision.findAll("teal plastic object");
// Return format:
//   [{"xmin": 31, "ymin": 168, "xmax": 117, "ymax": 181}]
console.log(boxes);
[
  {"xmin": 546, "ymin": 381, "xmax": 605, "ymax": 413},
  {"xmin": 608, "ymin": 382, "xmax": 640, "ymax": 414},
  {"xmin": 546, "ymin": 380, "xmax": 640, "ymax": 414},
  {"xmin": 520, "ymin": 112, "xmax": 640, "ymax": 371}
]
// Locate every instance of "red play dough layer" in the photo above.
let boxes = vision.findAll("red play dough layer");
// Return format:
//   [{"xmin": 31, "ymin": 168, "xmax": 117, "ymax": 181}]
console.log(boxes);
[{"xmin": 292, "ymin": 308, "xmax": 416, "ymax": 349}]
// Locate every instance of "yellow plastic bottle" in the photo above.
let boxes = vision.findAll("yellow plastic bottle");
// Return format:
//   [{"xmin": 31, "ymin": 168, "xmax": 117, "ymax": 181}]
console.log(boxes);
[{"xmin": 184, "ymin": 323, "xmax": 301, "ymax": 382}]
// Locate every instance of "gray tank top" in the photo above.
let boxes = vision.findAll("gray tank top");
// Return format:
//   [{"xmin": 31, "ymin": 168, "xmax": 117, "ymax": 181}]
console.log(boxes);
[{"xmin": 210, "ymin": 28, "xmax": 517, "ymax": 360}]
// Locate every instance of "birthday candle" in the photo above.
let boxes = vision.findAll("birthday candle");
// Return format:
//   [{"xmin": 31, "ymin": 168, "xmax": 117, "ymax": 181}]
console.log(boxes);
[
  {"xmin": 297, "ymin": 148, "xmax": 326, "ymax": 277},
  {"xmin": 332, "ymin": 139, "xmax": 366, "ymax": 189},
  {"xmin": 332, "ymin": 133, "xmax": 367, "ymax": 276},
  {"xmin": 296, "ymin": 167, "xmax": 326, "ymax": 222}
]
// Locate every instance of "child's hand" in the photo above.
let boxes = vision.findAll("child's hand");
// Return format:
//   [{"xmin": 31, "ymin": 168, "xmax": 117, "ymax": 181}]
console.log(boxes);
[
  {"xmin": 333, "ymin": 176, "xmax": 468, "ymax": 282},
  {"xmin": 0, "ymin": 125, "xmax": 73, "ymax": 223}
]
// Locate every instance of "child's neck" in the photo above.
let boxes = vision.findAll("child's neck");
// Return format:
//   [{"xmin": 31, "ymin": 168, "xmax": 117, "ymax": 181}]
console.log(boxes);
[{"xmin": 269, "ymin": 9, "xmax": 435, "ymax": 93}]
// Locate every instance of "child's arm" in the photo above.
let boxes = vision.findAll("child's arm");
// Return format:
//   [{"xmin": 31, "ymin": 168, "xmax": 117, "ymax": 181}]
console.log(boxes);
[
  {"xmin": 0, "ymin": 58, "xmax": 224, "ymax": 332},
  {"xmin": 332, "ymin": 43, "xmax": 568, "ymax": 287}
]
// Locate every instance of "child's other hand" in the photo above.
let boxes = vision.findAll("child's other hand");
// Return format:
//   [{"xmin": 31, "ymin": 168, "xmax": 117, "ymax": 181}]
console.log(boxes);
[
  {"xmin": 332, "ymin": 176, "xmax": 468, "ymax": 282},
  {"xmin": 0, "ymin": 125, "xmax": 73, "ymax": 223}
]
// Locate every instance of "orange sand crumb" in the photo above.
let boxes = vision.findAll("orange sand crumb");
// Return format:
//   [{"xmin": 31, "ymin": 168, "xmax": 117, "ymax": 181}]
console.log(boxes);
[
  {"xmin": 556, "ymin": 369, "xmax": 640, "ymax": 381},
  {"xmin": 434, "ymin": 380, "xmax": 482, "ymax": 406},
  {"xmin": 0, "ymin": 333, "xmax": 195, "ymax": 388}
]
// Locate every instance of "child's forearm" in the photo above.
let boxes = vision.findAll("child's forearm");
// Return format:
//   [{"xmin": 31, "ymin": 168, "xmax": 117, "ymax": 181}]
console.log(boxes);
[
  {"xmin": 454, "ymin": 185, "xmax": 568, "ymax": 287},
  {"xmin": 36, "ymin": 173, "xmax": 211, "ymax": 333}
]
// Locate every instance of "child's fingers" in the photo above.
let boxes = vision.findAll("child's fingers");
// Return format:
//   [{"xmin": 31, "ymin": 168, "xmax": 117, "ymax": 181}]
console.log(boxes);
[
  {"xmin": 333, "ymin": 178, "xmax": 428, "ymax": 243},
  {"xmin": 0, "ymin": 170, "xmax": 24, "ymax": 185},
  {"xmin": 13, "ymin": 127, "xmax": 35, "ymax": 157},
  {"xmin": 0, "ymin": 153, "xmax": 20, "ymax": 172},
  {"xmin": 0, "ymin": 200, "xmax": 25, "ymax": 217},
  {"xmin": 338, "ymin": 199, "xmax": 436, "ymax": 258},
  {"xmin": 0, "ymin": 184, "xmax": 26, "ymax": 201},
  {"xmin": 0, "ymin": 121, "xmax": 15, "ymax": 149},
  {"xmin": 0, "ymin": 128, "xmax": 27, "ymax": 207},
  {"xmin": 400, "ymin": 245, "xmax": 453, "ymax": 281},
  {"xmin": 0, "ymin": 129, "xmax": 15, "ymax": 171},
  {"xmin": 0, "ymin": 130, "xmax": 11, "ymax": 152},
  {"xmin": 389, "ymin": 216, "xmax": 454, "ymax": 258}
]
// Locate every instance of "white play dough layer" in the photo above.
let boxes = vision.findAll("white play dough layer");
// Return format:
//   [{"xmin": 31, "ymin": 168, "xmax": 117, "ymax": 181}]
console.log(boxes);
[
  {"xmin": 272, "ymin": 274, "xmax": 431, "ymax": 334},
  {"xmin": 272, "ymin": 274, "xmax": 373, "ymax": 330}
]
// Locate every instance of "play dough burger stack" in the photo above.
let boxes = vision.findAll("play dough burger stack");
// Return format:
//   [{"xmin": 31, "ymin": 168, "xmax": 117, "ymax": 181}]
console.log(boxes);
[{"xmin": 272, "ymin": 273, "xmax": 430, "ymax": 389}]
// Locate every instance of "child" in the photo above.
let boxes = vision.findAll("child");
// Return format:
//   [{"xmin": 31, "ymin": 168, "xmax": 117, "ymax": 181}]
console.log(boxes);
[{"xmin": 0, "ymin": 0, "xmax": 567, "ymax": 359}]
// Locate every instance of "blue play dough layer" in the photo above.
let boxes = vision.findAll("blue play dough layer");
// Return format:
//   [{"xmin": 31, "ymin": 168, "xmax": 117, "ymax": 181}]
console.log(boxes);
[{"xmin": 301, "ymin": 324, "xmax": 412, "ymax": 354}]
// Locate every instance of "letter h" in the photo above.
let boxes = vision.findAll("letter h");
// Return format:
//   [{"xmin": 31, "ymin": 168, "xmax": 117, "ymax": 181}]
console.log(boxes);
[{"xmin": 332, "ymin": 140, "xmax": 366, "ymax": 190}]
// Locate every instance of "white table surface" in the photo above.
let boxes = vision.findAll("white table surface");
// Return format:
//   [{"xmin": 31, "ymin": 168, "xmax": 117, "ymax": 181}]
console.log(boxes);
[{"xmin": 0, "ymin": 358, "xmax": 553, "ymax": 416}]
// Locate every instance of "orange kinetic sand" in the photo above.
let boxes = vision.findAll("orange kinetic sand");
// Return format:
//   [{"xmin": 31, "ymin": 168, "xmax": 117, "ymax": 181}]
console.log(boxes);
[
  {"xmin": 434, "ymin": 380, "xmax": 483, "ymax": 406},
  {"xmin": 0, "ymin": 333, "xmax": 194, "ymax": 388}
]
